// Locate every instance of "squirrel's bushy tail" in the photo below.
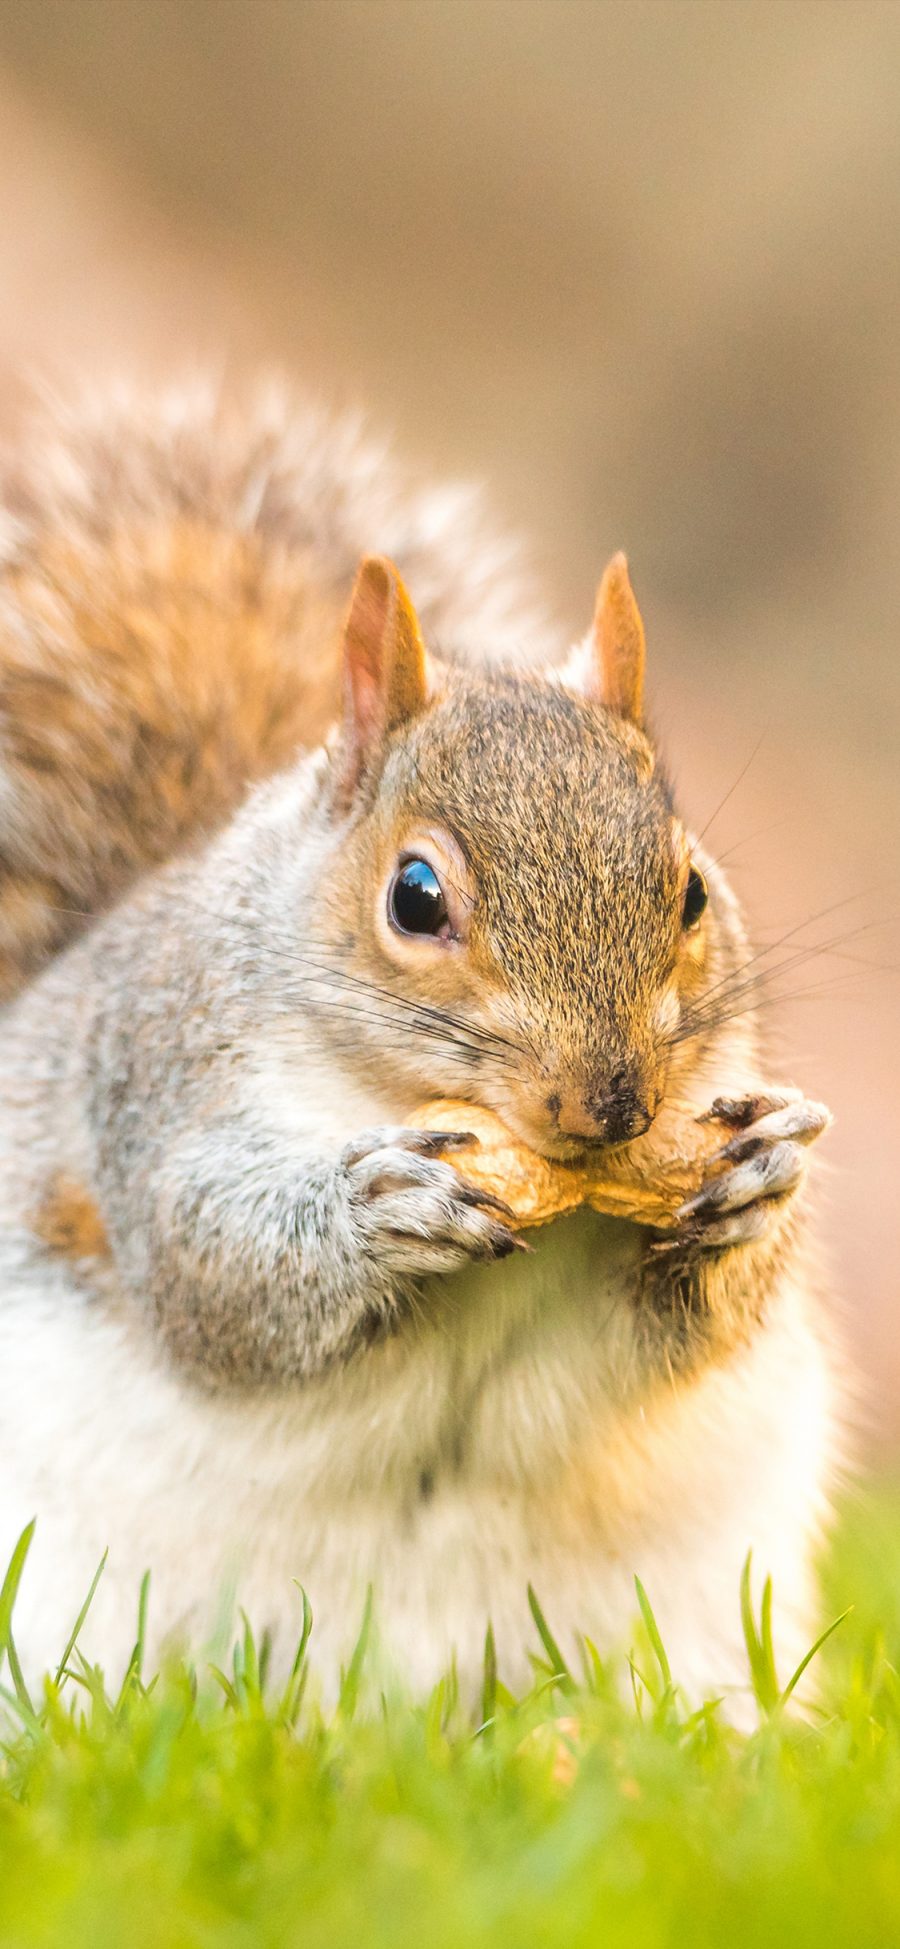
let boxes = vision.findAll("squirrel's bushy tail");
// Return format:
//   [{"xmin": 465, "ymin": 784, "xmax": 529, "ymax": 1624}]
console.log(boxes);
[{"xmin": 0, "ymin": 379, "xmax": 552, "ymax": 1000}]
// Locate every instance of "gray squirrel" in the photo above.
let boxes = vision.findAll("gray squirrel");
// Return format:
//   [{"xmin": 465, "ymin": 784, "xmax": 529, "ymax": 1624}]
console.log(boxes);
[{"xmin": 0, "ymin": 381, "xmax": 840, "ymax": 1710}]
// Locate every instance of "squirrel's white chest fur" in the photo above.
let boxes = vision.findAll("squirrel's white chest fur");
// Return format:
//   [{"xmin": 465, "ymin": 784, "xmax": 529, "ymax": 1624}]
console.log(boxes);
[{"xmin": 0, "ymin": 1179, "xmax": 833, "ymax": 1713}]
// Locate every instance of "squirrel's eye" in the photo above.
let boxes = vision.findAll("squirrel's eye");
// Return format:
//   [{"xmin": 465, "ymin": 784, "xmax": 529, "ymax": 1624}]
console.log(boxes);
[
  {"xmin": 682, "ymin": 865, "xmax": 708, "ymax": 931},
  {"xmin": 389, "ymin": 859, "xmax": 449, "ymax": 937}
]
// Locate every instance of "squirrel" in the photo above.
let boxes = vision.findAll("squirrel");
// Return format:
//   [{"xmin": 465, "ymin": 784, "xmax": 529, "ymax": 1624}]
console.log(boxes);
[{"xmin": 0, "ymin": 380, "xmax": 841, "ymax": 1713}]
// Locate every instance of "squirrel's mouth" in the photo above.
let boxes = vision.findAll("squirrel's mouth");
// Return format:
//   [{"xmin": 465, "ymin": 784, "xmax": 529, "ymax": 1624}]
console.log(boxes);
[
  {"xmin": 482, "ymin": 1105, "xmax": 637, "ymax": 1168},
  {"xmin": 536, "ymin": 1131, "xmax": 639, "ymax": 1166},
  {"xmin": 484, "ymin": 1088, "xmax": 662, "ymax": 1166}
]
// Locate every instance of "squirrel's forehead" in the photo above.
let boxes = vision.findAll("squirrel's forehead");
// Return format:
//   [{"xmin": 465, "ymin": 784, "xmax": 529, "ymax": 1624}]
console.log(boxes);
[
  {"xmin": 397, "ymin": 688, "xmax": 673, "ymax": 858},
  {"xmin": 389, "ymin": 784, "xmax": 681, "ymax": 918},
  {"xmin": 405, "ymin": 684, "xmax": 652, "ymax": 792}
]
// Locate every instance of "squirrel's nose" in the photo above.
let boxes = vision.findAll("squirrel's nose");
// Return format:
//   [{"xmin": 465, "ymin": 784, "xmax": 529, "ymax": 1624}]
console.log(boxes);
[
  {"xmin": 552, "ymin": 1068, "xmax": 658, "ymax": 1148},
  {"xmin": 596, "ymin": 1095, "xmax": 654, "ymax": 1147}
]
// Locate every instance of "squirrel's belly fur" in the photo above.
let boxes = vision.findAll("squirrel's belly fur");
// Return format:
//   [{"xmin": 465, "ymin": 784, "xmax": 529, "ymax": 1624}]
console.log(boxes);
[
  {"xmin": 0, "ymin": 381, "xmax": 844, "ymax": 1716},
  {"xmin": 0, "ymin": 1199, "xmax": 833, "ymax": 1712},
  {"xmin": 0, "ymin": 969, "xmax": 835, "ymax": 1713}
]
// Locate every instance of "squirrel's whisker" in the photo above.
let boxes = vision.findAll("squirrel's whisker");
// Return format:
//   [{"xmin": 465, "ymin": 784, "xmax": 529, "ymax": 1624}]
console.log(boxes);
[
  {"xmin": 267, "ymin": 982, "xmax": 512, "ymax": 1066},
  {"xmin": 271, "ymin": 999, "xmax": 490, "ymax": 1065},
  {"xmin": 219, "ymin": 912, "xmax": 522, "ymax": 1054},
  {"xmin": 673, "ymin": 958, "xmax": 882, "ymax": 1046},
  {"xmin": 683, "ymin": 911, "xmax": 894, "ymax": 1040},
  {"xmin": 243, "ymin": 936, "xmax": 522, "ymax": 1059},
  {"xmin": 705, "ymin": 815, "xmax": 792, "ymax": 871},
  {"xmin": 692, "ymin": 890, "xmax": 886, "ymax": 1020},
  {"xmin": 692, "ymin": 727, "xmax": 768, "ymax": 846}
]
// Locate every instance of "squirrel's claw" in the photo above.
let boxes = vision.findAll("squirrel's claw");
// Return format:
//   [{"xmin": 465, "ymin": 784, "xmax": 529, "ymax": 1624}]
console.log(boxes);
[
  {"xmin": 675, "ymin": 1140, "xmax": 804, "ymax": 1223},
  {"xmin": 343, "ymin": 1125, "xmax": 531, "ymax": 1275},
  {"xmin": 660, "ymin": 1087, "xmax": 831, "ymax": 1256},
  {"xmin": 711, "ymin": 1098, "xmax": 831, "ymax": 1161}
]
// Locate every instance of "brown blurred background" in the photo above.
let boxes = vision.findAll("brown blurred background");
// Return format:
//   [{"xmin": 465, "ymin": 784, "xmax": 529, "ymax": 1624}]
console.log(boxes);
[{"xmin": 0, "ymin": 0, "xmax": 896, "ymax": 1443}]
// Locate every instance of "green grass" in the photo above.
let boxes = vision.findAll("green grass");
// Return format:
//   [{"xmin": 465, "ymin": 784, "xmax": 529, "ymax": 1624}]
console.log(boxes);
[{"xmin": 3, "ymin": 1489, "xmax": 900, "ymax": 1948}]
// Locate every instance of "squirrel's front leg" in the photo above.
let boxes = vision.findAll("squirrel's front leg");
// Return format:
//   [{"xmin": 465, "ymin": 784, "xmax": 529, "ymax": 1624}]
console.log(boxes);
[
  {"xmin": 124, "ymin": 1120, "xmax": 521, "ymax": 1386},
  {"xmin": 641, "ymin": 1088, "xmax": 831, "ymax": 1355}
]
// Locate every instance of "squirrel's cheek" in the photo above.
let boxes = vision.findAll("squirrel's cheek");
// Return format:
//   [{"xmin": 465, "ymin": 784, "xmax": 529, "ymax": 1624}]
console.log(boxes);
[
  {"xmin": 654, "ymin": 985, "xmax": 681, "ymax": 1043},
  {"xmin": 677, "ymin": 924, "xmax": 709, "ymax": 995}
]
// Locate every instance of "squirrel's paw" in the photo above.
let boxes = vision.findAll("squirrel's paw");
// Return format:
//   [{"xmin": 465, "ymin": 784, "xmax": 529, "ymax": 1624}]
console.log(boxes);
[
  {"xmin": 662, "ymin": 1089, "xmax": 831, "ymax": 1252},
  {"xmin": 342, "ymin": 1126, "xmax": 526, "ymax": 1276}
]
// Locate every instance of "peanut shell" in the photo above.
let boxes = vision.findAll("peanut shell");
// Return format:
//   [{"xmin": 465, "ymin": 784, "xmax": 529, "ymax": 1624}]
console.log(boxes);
[{"xmin": 408, "ymin": 1098, "xmax": 728, "ymax": 1231}]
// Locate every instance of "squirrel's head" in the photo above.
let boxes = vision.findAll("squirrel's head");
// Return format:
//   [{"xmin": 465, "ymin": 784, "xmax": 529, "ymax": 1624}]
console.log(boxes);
[{"xmin": 307, "ymin": 555, "xmax": 732, "ymax": 1158}]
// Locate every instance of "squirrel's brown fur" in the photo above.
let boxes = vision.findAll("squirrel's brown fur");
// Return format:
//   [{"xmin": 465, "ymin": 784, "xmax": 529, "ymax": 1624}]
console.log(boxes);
[
  {"xmin": 0, "ymin": 381, "xmax": 550, "ymax": 995},
  {"xmin": 0, "ymin": 515, "xmax": 340, "ymax": 992}
]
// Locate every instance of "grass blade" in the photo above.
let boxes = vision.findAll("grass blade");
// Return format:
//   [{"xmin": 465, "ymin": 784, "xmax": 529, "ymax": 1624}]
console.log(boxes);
[
  {"xmin": 527, "ymin": 1586, "xmax": 572, "ymax": 1687},
  {"xmin": 0, "ymin": 1521, "xmax": 36, "ymax": 1681},
  {"xmin": 634, "ymin": 1576, "xmax": 672, "ymax": 1691},
  {"xmin": 54, "ymin": 1551, "xmax": 109, "ymax": 1689},
  {"xmin": 132, "ymin": 1570, "xmax": 151, "ymax": 1681},
  {"xmin": 481, "ymin": 1621, "xmax": 497, "ymax": 1728},
  {"xmin": 240, "ymin": 1612, "xmax": 260, "ymax": 1699},
  {"xmin": 5, "ymin": 1630, "xmax": 36, "ymax": 1722},
  {"xmin": 760, "ymin": 1575, "xmax": 776, "ymax": 1684},
  {"xmin": 740, "ymin": 1552, "xmax": 779, "ymax": 1713},
  {"xmin": 338, "ymin": 1587, "xmax": 373, "ymax": 1718},
  {"xmin": 781, "ymin": 1608, "xmax": 854, "ymax": 1705},
  {"xmin": 208, "ymin": 1663, "xmax": 239, "ymax": 1709},
  {"xmin": 289, "ymin": 1584, "xmax": 314, "ymax": 1679},
  {"xmin": 0, "ymin": 1677, "xmax": 42, "ymax": 1740}
]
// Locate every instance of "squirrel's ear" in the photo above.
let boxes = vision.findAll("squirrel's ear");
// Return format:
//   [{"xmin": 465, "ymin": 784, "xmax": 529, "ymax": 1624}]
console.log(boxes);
[
  {"xmin": 336, "ymin": 556, "xmax": 428, "ymax": 803},
  {"xmin": 591, "ymin": 552, "xmax": 645, "ymax": 724}
]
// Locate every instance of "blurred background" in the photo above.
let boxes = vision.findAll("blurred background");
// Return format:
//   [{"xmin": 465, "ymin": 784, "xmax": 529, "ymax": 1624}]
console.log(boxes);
[{"xmin": 0, "ymin": 0, "xmax": 896, "ymax": 1444}]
